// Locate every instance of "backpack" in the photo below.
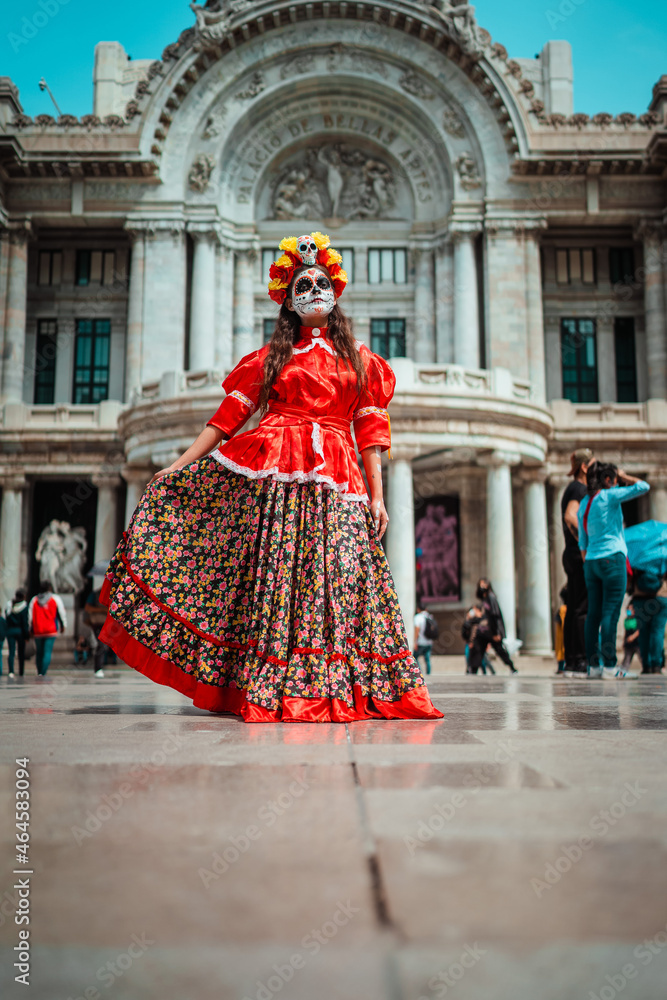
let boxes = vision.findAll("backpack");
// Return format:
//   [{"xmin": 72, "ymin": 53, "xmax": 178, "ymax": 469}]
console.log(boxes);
[{"xmin": 423, "ymin": 612, "xmax": 439, "ymax": 641}]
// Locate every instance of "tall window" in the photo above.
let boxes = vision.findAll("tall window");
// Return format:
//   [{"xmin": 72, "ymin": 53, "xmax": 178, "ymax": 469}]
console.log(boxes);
[
  {"xmin": 609, "ymin": 248, "xmax": 635, "ymax": 286},
  {"xmin": 614, "ymin": 317, "xmax": 638, "ymax": 403},
  {"xmin": 34, "ymin": 319, "xmax": 58, "ymax": 404},
  {"xmin": 73, "ymin": 319, "xmax": 110, "ymax": 403},
  {"xmin": 263, "ymin": 318, "xmax": 275, "ymax": 344},
  {"xmin": 556, "ymin": 248, "xmax": 596, "ymax": 285},
  {"xmin": 76, "ymin": 250, "xmax": 116, "ymax": 286},
  {"xmin": 368, "ymin": 248, "xmax": 407, "ymax": 285},
  {"xmin": 371, "ymin": 318, "xmax": 405, "ymax": 359},
  {"xmin": 261, "ymin": 249, "xmax": 276, "ymax": 282},
  {"xmin": 38, "ymin": 250, "xmax": 62, "ymax": 286},
  {"xmin": 561, "ymin": 318, "xmax": 598, "ymax": 403},
  {"xmin": 338, "ymin": 248, "xmax": 354, "ymax": 283}
]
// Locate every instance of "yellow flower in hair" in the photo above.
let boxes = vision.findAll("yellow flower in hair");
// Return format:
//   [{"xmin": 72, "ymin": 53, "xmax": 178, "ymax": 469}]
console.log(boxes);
[
  {"xmin": 274, "ymin": 254, "xmax": 293, "ymax": 269},
  {"xmin": 279, "ymin": 236, "xmax": 298, "ymax": 253},
  {"xmin": 324, "ymin": 248, "xmax": 342, "ymax": 266},
  {"xmin": 268, "ymin": 277, "xmax": 290, "ymax": 291},
  {"xmin": 311, "ymin": 232, "xmax": 330, "ymax": 250}
]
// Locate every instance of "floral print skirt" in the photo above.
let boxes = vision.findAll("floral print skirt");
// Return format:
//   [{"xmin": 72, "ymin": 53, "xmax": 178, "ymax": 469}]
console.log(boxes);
[{"xmin": 99, "ymin": 457, "xmax": 443, "ymax": 723}]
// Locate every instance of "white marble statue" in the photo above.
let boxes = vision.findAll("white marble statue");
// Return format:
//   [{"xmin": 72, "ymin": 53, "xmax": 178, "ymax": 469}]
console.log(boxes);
[{"xmin": 36, "ymin": 520, "xmax": 88, "ymax": 594}]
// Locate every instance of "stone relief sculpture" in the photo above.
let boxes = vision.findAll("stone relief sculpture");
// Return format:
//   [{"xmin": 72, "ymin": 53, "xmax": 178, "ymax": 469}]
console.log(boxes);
[
  {"xmin": 280, "ymin": 53, "xmax": 316, "ymax": 79},
  {"xmin": 427, "ymin": 0, "xmax": 486, "ymax": 56},
  {"xmin": 399, "ymin": 70, "xmax": 435, "ymax": 101},
  {"xmin": 188, "ymin": 153, "xmax": 215, "ymax": 192},
  {"xmin": 202, "ymin": 104, "xmax": 227, "ymax": 139},
  {"xmin": 36, "ymin": 520, "xmax": 87, "ymax": 595},
  {"xmin": 325, "ymin": 43, "xmax": 388, "ymax": 78},
  {"xmin": 190, "ymin": 0, "xmax": 251, "ymax": 48},
  {"xmin": 270, "ymin": 144, "xmax": 397, "ymax": 221},
  {"xmin": 455, "ymin": 152, "xmax": 482, "ymax": 189},
  {"xmin": 235, "ymin": 71, "xmax": 265, "ymax": 101},
  {"xmin": 442, "ymin": 109, "xmax": 466, "ymax": 138}
]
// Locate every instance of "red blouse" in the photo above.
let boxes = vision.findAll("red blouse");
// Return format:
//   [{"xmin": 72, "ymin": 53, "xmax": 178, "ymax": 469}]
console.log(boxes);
[{"xmin": 206, "ymin": 325, "xmax": 396, "ymax": 503}]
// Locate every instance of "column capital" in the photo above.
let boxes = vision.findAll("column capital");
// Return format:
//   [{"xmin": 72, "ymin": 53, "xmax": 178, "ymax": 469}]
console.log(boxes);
[
  {"xmin": 449, "ymin": 220, "xmax": 483, "ymax": 242},
  {"xmin": 126, "ymin": 218, "xmax": 186, "ymax": 240},
  {"xmin": 633, "ymin": 218, "xmax": 664, "ymax": 245},
  {"xmin": 92, "ymin": 473, "xmax": 123, "ymax": 491},
  {"xmin": 0, "ymin": 473, "xmax": 27, "ymax": 491},
  {"xmin": 478, "ymin": 449, "xmax": 522, "ymax": 469},
  {"xmin": 485, "ymin": 216, "xmax": 547, "ymax": 239},
  {"xmin": 187, "ymin": 222, "xmax": 222, "ymax": 244},
  {"xmin": 121, "ymin": 465, "xmax": 150, "ymax": 486},
  {"xmin": 7, "ymin": 222, "xmax": 32, "ymax": 246},
  {"xmin": 518, "ymin": 464, "xmax": 549, "ymax": 485}
]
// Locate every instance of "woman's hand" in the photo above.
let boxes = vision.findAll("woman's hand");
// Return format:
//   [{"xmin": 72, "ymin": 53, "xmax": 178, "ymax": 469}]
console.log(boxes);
[
  {"xmin": 617, "ymin": 468, "xmax": 640, "ymax": 486},
  {"xmin": 148, "ymin": 465, "xmax": 179, "ymax": 487},
  {"xmin": 370, "ymin": 497, "xmax": 389, "ymax": 539}
]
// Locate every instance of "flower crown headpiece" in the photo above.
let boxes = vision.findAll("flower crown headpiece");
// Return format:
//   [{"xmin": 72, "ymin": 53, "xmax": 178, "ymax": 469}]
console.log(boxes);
[{"xmin": 267, "ymin": 232, "xmax": 349, "ymax": 305}]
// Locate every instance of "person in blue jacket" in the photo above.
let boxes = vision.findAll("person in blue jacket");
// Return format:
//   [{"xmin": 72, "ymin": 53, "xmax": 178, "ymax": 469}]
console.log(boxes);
[{"xmin": 578, "ymin": 462, "xmax": 649, "ymax": 678}]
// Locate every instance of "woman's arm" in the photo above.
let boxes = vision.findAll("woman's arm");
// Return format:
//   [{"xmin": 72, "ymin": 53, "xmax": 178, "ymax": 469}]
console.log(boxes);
[
  {"xmin": 361, "ymin": 445, "xmax": 388, "ymax": 539},
  {"xmin": 149, "ymin": 425, "xmax": 229, "ymax": 485},
  {"xmin": 609, "ymin": 475, "xmax": 650, "ymax": 504}
]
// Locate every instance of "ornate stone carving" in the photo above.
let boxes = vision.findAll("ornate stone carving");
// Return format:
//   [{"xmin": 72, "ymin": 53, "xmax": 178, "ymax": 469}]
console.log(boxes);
[
  {"xmin": 442, "ymin": 109, "xmax": 465, "ymax": 138},
  {"xmin": 428, "ymin": 1, "xmax": 486, "ymax": 57},
  {"xmin": 399, "ymin": 70, "xmax": 435, "ymax": 101},
  {"xmin": 202, "ymin": 104, "xmax": 227, "ymax": 138},
  {"xmin": 190, "ymin": 0, "xmax": 252, "ymax": 48},
  {"xmin": 34, "ymin": 114, "xmax": 56, "ymax": 126},
  {"xmin": 80, "ymin": 114, "xmax": 101, "ymax": 129},
  {"xmin": 455, "ymin": 153, "xmax": 482, "ymax": 189},
  {"xmin": 188, "ymin": 153, "xmax": 215, "ymax": 193},
  {"xmin": 235, "ymin": 71, "xmax": 265, "ymax": 101},
  {"xmin": 280, "ymin": 53, "xmax": 316, "ymax": 79},
  {"xmin": 326, "ymin": 43, "xmax": 388, "ymax": 78},
  {"xmin": 270, "ymin": 143, "xmax": 396, "ymax": 221},
  {"xmin": 36, "ymin": 520, "xmax": 88, "ymax": 595}
]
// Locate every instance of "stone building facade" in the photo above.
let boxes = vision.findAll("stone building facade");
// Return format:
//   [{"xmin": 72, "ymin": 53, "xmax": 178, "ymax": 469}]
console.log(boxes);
[{"xmin": 1, "ymin": 0, "xmax": 667, "ymax": 653}]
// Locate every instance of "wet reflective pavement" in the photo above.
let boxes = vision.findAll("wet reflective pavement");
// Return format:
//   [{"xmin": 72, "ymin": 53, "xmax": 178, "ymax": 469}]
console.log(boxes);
[{"xmin": 1, "ymin": 670, "xmax": 667, "ymax": 1000}]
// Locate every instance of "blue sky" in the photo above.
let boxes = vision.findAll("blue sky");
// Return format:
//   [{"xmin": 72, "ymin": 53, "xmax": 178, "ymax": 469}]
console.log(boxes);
[{"xmin": 2, "ymin": 0, "xmax": 666, "ymax": 117}]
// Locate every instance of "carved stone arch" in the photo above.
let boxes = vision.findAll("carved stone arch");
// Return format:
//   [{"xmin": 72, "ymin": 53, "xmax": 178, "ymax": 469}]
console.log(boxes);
[{"xmin": 134, "ymin": 0, "xmax": 532, "ymax": 181}]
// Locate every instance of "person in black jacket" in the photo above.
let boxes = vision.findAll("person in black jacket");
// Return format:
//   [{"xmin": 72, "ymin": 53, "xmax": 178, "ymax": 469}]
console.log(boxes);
[
  {"xmin": 4, "ymin": 590, "xmax": 30, "ymax": 678},
  {"xmin": 476, "ymin": 579, "xmax": 518, "ymax": 673}
]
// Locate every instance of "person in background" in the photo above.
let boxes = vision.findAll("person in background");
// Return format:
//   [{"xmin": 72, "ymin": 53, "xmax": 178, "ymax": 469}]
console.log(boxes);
[
  {"xmin": 4, "ymin": 589, "xmax": 30, "ymax": 678},
  {"xmin": 83, "ymin": 586, "xmax": 111, "ymax": 678},
  {"xmin": 73, "ymin": 633, "xmax": 92, "ymax": 666},
  {"xmin": 622, "ymin": 603, "xmax": 641, "ymax": 671},
  {"xmin": 413, "ymin": 599, "xmax": 435, "ymax": 676},
  {"xmin": 0, "ymin": 613, "xmax": 6, "ymax": 677},
  {"xmin": 28, "ymin": 580, "xmax": 67, "ymax": 677},
  {"xmin": 578, "ymin": 462, "xmax": 649, "ymax": 679},
  {"xmin": 463, "ymin": 605, "xmax": 495, "ymax": 675},
  {"xmin": 475, "ymin": 579, "xmax": 518, "ymax": 673},
  {"xmin": 632, "ymin": 575, "xmax": 667, "ymax": 675},
  {"xmin": 462, "ymin": 603, "xmax": 493, "ymax": 675},
  {"xmin": 561, "ymin": 448, "xmax": 595, "ymax": 676},
  {"xmin": 554, "ymin": 586, "xmax": 568, "ymax": 675}
]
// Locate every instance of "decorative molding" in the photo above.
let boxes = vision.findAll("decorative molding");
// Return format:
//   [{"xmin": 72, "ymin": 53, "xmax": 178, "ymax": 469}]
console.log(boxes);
[
  {"xmin": 454, "ymin": 153, "xmax": 482, "ymax": 190},
  {"xmin": 398, "ymin": 70, "xmax": 435, "ymax": 101},
  {"xmin": 188, "ymin": 153, "xmax": 215, "ymax": 193},
  {"xmin": 235, "ymin": 71, "xmax": 265, "ymax": 101},
  {"xmin": 442, "ymin": 109, "xmax": 466, "ymax": 138}
]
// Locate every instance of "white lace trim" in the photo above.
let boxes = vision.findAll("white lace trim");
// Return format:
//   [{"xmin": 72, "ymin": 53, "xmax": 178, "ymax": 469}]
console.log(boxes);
[
  {"xmin": 209, "ymin": 448, "xmax": 369, "ymax": 504},
  {"xmin": 353, "ymin": 405, "xmax": 388, "ymax": 419},
  {"xmin": 229, "ymin": 389, "xmax": 255, "ymax": 411},
  {"xmin": 293, "ymin": 339, "xmax": 337, "ymax": 357}
]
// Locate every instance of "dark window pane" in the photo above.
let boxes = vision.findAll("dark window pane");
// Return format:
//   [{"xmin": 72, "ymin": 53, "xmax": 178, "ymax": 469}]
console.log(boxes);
[
  {"xmin": 76, "ymin": 250, "xmax": 91, "ymax": 286},
  {"xmin": 73, "ymin": 319, "xmax": 110, "ymax": 404},
  {"xmin": 609, "ymin": 247, "xmax": 635, "ymax": 285},
  {"xmin": 614, "ymin": 317, "xmax": 637, "ymax": 403},
  {"xmin": 561, "ymin": 318, "xmax": 598, "ymax": 403},
  {"xmin": 263, "ymin": 318, "xmax": 274, "ymax": 345},
  {"xmin": 34, "ymin": 319, "xmax": 58, "ymax": 404}
]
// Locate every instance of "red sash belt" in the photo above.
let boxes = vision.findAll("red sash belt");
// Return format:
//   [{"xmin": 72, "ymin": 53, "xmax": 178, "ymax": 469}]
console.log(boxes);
[{"xmin": 262, "ymin": 402, "xmax": 352, "ymax": 437}]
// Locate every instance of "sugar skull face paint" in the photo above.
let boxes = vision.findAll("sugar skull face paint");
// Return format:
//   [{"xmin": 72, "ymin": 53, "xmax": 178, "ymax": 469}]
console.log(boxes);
[
  {"xmin": 290, "ymin": 268, "xmax": 335, "ymax": 323},
  {"xmin": 296, "ymin": 235, "xmax": 319, "ymax": 266}
]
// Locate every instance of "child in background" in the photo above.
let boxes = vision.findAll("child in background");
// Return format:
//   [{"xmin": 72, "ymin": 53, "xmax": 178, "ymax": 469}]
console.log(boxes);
[
  {"xmin": 622, "ymin": 604, "xmax": 640, "ymax": 671},
  {"xmin": 554, "ymin": 586, "xmax": 567, "ymax": 674}
]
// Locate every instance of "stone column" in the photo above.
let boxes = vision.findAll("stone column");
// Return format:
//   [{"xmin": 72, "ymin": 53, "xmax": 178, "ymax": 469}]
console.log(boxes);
[
  {"xmin": 0, "ymin": 232, "xmax": 10, "ymax": 395},
  {"xmin": 451, "ymin": 225, "xmax": 481, "ymax": 369},
  {"xmin": 636, "ymin": 222, "xmax": 667, "ymax": 400},
  {"xmin": 141, "ymin": 222, "xmax": 187, "ymax": 384},
  {"xmin": 549, "ymin": 476, "xmax": 568, "ymax": 603},
  {"xmin": 122, "ymin": 467, "xmax": 149, "ymax": 527},
  {"xmin": 519, "ymin": 468, "xmax": 553, "ymax": 654},
  {"xmin": 1, "ymin": 227, "xmax": 30, "ymax": 404},
  {"xmin": 524, "ymin": 226, "xmax": 547, "ymax": 403},
  {"xmin": 385, "ymin": 447, "xmax": 417, "ymax": 639},
  {"xmin": 483, "ymin": 452, "xmax": 519, "ymax": 644},
  {"xmin": 649, "ymin": 477, "xmax": 667, "ymax": 523},
  {"xmin": 412, "ymin": 245, "xmax": 436, "ymax": 363},
  {"xmin": 0, "ymin": 475, "xmax": 26, "ymax": 604},
  {"xmin": 93, "ymin": 475, "xmax": 121, "ymax": 563},
  {"xmin": 215, "ymin": 243, "xmax": 234, "ymax": 372},
  {"xmin": 434, "ymin": 239, "xmax": 454, "ymax": 363},
  {"xmin": 597, "ymin": 315, "xmax": 616, "ymax": 402},
  {"xmin": 189, "ymin": 227, "xmax": 218, "ymax": 372},
  {"xmin": 124, "ymin": 225, "xmax": 145, "ymax": 401},
  {"xmin": 233, "ymin": 248, "xmax": 257, "ymax": 364}
]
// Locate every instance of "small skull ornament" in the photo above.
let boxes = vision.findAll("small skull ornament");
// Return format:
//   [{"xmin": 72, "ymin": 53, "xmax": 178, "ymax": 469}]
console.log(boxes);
[{"xmin": 296, "ymin": 235, "xmax": 318, "ymax": 266}]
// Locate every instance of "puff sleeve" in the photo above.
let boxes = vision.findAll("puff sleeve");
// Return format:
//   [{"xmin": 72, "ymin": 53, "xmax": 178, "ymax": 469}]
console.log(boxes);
[
  {"xmin": 206, "ymin": 349, "xmax": 265, "ymax": 439},
  {"xmin": 352, "ymin": 350, "xmax": 396, "ymax": 454}
]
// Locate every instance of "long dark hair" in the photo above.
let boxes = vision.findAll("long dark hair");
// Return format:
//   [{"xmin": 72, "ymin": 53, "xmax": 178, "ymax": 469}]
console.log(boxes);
[
  {"xmin": 257, "ymin": 265, "xmax": 367, "ymax": 415},
  {"xmin": 586, "ymin": 461, "xmax": 618, "ymax": 493},
  {"xmin": 476, "ymin": 579, "xmax": 493, "ymax": 601}
]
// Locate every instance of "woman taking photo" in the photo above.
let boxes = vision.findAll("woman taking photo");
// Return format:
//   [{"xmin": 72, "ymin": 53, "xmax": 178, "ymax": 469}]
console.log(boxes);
[
  {"xmin": 578, "ymin": 462, "xmax": 649, "ymax": 678},
  {"xmin": 99, "ymin": 231, "xmax": 442, "ymax": 723}
]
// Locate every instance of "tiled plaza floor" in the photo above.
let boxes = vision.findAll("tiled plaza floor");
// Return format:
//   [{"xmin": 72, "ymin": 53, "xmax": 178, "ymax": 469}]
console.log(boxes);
[{"xmin": 1, "ymin": 668, "xmax": 666, "ymax": 1000}]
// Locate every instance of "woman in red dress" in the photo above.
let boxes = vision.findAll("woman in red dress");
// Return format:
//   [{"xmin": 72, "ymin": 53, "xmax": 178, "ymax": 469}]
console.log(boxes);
[{"xmin": 99, "ymin": 232, "xmax": 442, "ymax": 723}]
